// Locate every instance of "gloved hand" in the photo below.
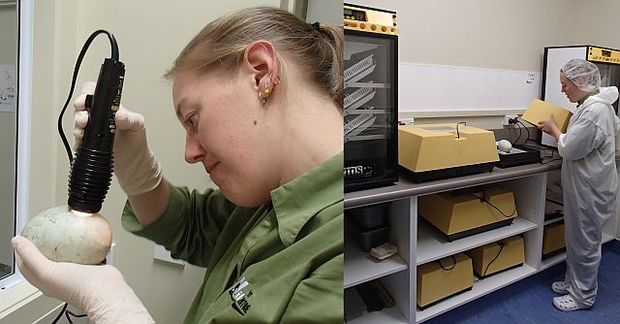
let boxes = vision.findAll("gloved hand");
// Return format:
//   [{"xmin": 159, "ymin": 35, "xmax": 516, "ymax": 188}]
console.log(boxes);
[
  {"xmin": 74, "ymin": 82, "xmax": 162, "ymax": 196},
  {"xmin": 12, "ymin": 236, "xmax": 155, "ymax": 324}
]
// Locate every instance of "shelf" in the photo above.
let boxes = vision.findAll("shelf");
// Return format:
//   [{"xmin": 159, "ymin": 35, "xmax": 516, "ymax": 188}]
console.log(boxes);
[
  {"xmin": 540, "ymin": 251, "xmax": 566, "ymax": 270},
  {"xmin": 543, "ymin": 216, "xmax": 564, "ymax": 226},
  {"xmin": 416, "ymin": 264, "xmax": 537, "ymax": 322},
  {"xmin": 347, "ymin": 307, "xmax": 408, "ymax": 324},
  {"xmin": 345, "ymin": 238, "xmax": 408, "ymax": 288},
  {"xmin": 416, "ymin": 217, "xmax": 538, "ymax": 265}
]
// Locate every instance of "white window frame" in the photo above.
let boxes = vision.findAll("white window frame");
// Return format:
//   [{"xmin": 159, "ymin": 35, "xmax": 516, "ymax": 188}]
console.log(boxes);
[{"xmin": 0, "ymin": 0, "xmax": 32, "ymax": 295}]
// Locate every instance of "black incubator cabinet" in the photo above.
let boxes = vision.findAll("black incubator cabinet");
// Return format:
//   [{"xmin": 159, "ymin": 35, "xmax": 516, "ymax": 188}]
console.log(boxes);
[{"xmin": 344, "ymin": 4, "xmax": 399, "ymax": 192}]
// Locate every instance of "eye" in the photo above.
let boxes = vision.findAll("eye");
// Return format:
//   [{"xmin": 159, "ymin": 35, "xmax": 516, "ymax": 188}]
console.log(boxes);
[{"xmin": 184, "ymin": 114, "xmax": 199, "ymax": 132}]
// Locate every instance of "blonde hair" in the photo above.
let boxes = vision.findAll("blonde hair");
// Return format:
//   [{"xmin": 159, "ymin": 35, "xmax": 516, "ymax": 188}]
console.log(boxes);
[{"xmin": 165, "ymin": 7, "xmax": 343, "ymax": 107}]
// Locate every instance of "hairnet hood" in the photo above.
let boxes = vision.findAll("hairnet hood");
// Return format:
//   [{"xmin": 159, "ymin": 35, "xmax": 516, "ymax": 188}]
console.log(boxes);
[
  {"xmin": 561, "ymin": 59, "xmax": 601, "ymax": 92},
  {"xmin": 592, "ymin": 86, "xmax": 619, "ymax": 105},
  {"xmin": 584, "ymin": 86, "xmax": 620, "ymax": 134}
]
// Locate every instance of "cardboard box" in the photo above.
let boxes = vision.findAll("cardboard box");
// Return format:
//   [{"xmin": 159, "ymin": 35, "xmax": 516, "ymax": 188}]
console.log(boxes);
[
  {"xmin": 467, "ymin": 235, "xmax": 525, "ymax": 277},
  {"xmin": 417, "ymin": 253, "xmax": 474, "ymax": 308},
  {"xmin": 521, "ymin": 98, "xmax": 572, "ymax": 132},
  {"xmin": 543, "ymin": 222, "xmax": 565, "ymax": 256}
]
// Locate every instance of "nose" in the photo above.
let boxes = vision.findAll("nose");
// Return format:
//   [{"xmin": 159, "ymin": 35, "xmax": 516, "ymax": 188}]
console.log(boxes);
[{"xmin": 184, "ymin": 133, "xmax": 205, "ymax": 164}]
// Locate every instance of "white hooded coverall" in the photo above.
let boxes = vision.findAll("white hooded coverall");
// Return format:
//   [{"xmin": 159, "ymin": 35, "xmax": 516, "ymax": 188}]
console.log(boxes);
[{"xmin": 557, "ymin": 86, "xmax": 620, "ymax": 307}]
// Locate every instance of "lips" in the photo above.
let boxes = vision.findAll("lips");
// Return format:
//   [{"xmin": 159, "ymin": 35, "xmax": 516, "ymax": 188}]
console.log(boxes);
[{"xmin": 205, "ymin": 162, "xmax": 219, "ymax": 174}]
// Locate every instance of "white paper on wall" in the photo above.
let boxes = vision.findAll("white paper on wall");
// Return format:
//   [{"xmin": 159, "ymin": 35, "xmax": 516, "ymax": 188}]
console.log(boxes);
[{"xmin": 0, "ymin": 65, "xmax": 16, "ymax": 112}]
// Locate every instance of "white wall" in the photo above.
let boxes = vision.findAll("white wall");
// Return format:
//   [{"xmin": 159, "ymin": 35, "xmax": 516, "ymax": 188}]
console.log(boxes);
[
  {"xmin": 347, "ymin": 0, "xmax": 620, "ymax": 126},
  {"xmin": 574, "ymin": 0, "xmax": 620, "ymax": 49},
  {"xmin": 0, "ymin": 6, "xmax": 17, "ymax": 64},
  {"xmin": 306, "ymin": 0, "xmax": 342, "ymax": 25},
  {"xmin": 0, "ymin": 113, "xmax": 15, "ymax": 270},
  {"xmin": 0, "ymin": 5, "xmax": 17, "ymax": 271},
  {"xmin": 350, "ymin": 0, "xmax": 576, "ymax": 71}
]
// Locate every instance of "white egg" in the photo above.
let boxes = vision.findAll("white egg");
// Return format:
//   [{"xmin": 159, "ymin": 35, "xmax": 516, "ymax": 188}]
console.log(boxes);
[
  {"xmin": 497, "ymin": 139, "xmax": 513, "ymax": 153},
  {"xmin": 21, "ymin": 205, "xmax": 112, "ymax": 265}
]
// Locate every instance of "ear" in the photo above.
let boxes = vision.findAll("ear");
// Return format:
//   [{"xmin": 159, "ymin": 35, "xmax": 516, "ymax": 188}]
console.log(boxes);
[{"xmin": 242, "ymin": 40, "xmax": 280, "ymax": 90}]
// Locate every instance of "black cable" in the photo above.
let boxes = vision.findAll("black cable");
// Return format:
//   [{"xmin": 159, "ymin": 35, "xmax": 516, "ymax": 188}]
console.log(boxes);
[
  {"xmin": 514, "ymin": 121, "xmax": 522, "ymax": 145},
  {"xmin": 482, "ymin": 242, "xmax": 505, "ymax": 277},
  {"xmin": 51, "ymin": 303, "xmax": 89, "ymax": 323},
  {"xmin": 65, "ymin": 309, "xmax": 88, "ymax": 323},
  {"xmin": 541, "ymin": 157, "xmax": 563, "ymax": 164},
  {"xmin": 58, "ymin": 30, "xmax": 119, "ymax": 163},
  {"xmin": 469, "ymin": 193, "xmax": 516, "ymax": 218},
  {"xmin": 456, "ymin": 121, "xmax": 467, "ymax": 139},
  {"xmin": 518, "ymin": 120, "xmax": 531, "ymax": 142},
  {"xmin": 516, "ymin": 120, "xmax": 534, "ymax": 145},
  {"xmin": 67, "ymin": 310, "xmax": 88, "ymax": 318},
  {"xmin": 438, "ymin": 255, "xmax": 457, "ymax": 271},
  {"xmin": 50, "ymin": 303, "xmax": 68, "ymax": 324}
]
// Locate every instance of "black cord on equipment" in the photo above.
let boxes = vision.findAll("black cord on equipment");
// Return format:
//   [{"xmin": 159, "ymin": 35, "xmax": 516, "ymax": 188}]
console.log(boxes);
[
  {"xmin": 516, "ymin": 120, "xmax": 538, "ymax": 145},
  {"xmin": 482, "ymin": 241, "xmax": 505, "ymax": 277},
  {"xmin": 57, "ymin": 30, "xmax": 119, "ymax": 164},
  {"xmin": 51, "ymin": 29, "xmax": 119, "ymax": 324},
  {"xmin": 456, "ymin": 121, "xmax": 467, "ymax": 139},
  {"xmin": 469, "ymin": 193, "xmax": 516, "ymax": 218}
]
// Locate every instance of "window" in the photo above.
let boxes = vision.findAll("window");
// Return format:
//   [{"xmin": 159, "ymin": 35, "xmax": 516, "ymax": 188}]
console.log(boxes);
[{"xmin": 0, "ymin": 0, "xmax": 32, "ymax": 291}]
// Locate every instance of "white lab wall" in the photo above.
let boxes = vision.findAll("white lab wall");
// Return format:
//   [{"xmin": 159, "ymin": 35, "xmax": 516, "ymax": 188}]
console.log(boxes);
[
  {"xmin": 0, "ymin": 6, "xmax": 17, "ymax": 271},
  {"xmin": 348, "ymin": 0, "xmax": 578, "ymax": 120},
  {"xmin": 349, "ymin": 0, "xmax": 577, "ymax": 70},
  {"xmin": 349, "ymin": 0, "xmax": 620, "ymax": 117},
  {"xmin": 0, "ymin": 6, "xmax": 17, "ymax": 64},
  {"xmin": 306, "ymin": 0, "xmax": 342, "ymax": 25},
  {"xmin": 573, "ymin": 0, "xmax": 620, "ymax": 49},
  {"xmin": 0, "ymin": 114, "xmax": 14, "ymax": 269},
  {"xmin": 1, "ymin": 1, "xmax": 282, "ymax": 323}
]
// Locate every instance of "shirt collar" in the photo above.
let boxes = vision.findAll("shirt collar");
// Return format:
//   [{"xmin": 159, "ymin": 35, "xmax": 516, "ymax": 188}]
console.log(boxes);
[
  {"xmin": 270, "ymin": 151, "xmax": 343, "ymax": 247},
  {"xmin": 577, "ymin": 89, "xmax": 599, "ymax": 107}
]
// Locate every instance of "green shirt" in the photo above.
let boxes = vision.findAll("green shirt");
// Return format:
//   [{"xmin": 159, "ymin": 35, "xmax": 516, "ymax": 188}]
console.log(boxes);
[{"xmin": 122, "ymin": 152, "xmax": 344, "ymax": 323}]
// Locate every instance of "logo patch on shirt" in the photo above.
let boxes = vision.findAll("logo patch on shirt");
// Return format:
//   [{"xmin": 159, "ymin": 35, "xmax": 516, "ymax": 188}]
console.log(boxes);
[{"xmin": 228, "ymin": 276, "xmax": 253, "ymax": 316}]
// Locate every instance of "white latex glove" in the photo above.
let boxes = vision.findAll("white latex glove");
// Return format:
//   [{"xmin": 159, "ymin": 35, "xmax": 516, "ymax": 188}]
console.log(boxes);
[
  {"xmin": 12, "ymin": 236, "xmax": 155, "ymax": 324},
  {"xmin": 74, "ymin": 82, "xmax": 162, "ymax": 196}
]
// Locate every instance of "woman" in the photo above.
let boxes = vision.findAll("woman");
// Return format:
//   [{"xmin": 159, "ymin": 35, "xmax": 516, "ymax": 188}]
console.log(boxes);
[
  {"xmin": 12, "ymin": 7, "xmax": 344, "ymax": 323},
  {"xmin": 538, "ymin": 58, "xmax": 619, "ymax": 311}
]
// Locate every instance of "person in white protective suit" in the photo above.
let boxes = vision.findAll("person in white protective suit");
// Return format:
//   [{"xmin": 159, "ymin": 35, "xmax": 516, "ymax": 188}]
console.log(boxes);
[{"xmin": 538, "ymin": 58, "xmax": 620, "ymax": 311}]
